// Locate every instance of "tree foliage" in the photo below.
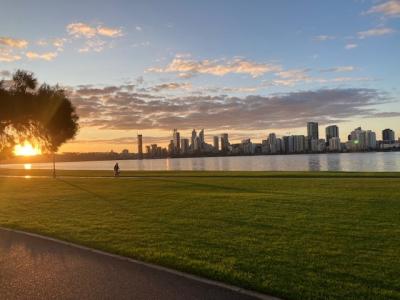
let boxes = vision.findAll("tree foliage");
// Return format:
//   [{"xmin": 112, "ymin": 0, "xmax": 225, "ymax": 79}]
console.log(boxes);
[{"xmin": 0, "ymin": 70, "xmax": 79, "ymax": 157}]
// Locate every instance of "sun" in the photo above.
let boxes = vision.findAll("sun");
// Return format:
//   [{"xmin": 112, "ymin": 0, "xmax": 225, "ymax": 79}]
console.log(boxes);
[{"xmin": 14, "ymin": 142, "xmax": 42, "ymax": 156}]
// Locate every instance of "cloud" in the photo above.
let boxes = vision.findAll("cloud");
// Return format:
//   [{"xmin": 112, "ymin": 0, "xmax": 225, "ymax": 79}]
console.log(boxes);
[
  {"xmin": 26, "ymin": 51, "xmax": 58, "ymax": 61},
  {"xmin": 0, "ymin": 49, "xmax": 21, "ymax": 62},
  {"xmin": 345, "ymin": 43, "xmax": 358, "ymax": 50},
  {"xmin": 97, "ymin": 26, "xmax": 123, "ymax": 37},
  {"xmin": 313, "ymin": 35, "xmax": 336, "ymax": 41},
  {"xmin": 358, "ymin": 27, "xmax": 395, "ymax": 39},
  {"xmin": 135, "ymin": 26, "xmax": 142, "ymax": 31},
  {"xmin": 149, "ymin": 82, "xmax": 192, "ymax": 92},
  {"xmin": 52, "ymin": 38, "xmax": 67, "ymax": 51},
  {"xmin": 366, "ymin": 0, "xmax": 400, "ymax": 17},
  {"xmin": 148, "ymin": 56, "xmax": 282, "ymax": 78},
  {"xmin": 320, "ymin": 66, "xmax": 355, "ymax": 73},
  {"xmin": 272, "ymin": 68, "xmax": 311, "ymax": 86},
  {"xmin": 78, "ymin": 39, "xmax": 107, "ymax": 53},
  {"xmin": 69, "ymin": 86, "xmax": 395, "ymax": 132},
  {"xmin": 0, "ymin": 37, "xmax": 28, "ymax": 48},
  {"xmin": 66, "ymin": 22, "xmax": 122, "ymax": 53},
  {"xmin": 67, "ymin": 22, "xmax": 123, "ymax": 38}
]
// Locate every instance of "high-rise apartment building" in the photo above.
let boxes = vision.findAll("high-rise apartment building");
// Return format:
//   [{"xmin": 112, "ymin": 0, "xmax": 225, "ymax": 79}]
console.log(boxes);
[
  {"xmin": 307, "ymin": 122, "xmax": 319, "ymax": 140},
  {"xmin": 382, "ymin": 128, "xmax": 395, "ymax": 143},
  {"xmin": 326, "ymin": 125, "xmax": 339, "ymax": 142}
]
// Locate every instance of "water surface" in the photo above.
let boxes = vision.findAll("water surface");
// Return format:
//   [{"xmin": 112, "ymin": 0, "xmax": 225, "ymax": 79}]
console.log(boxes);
[{"xmin": 1, "ymin": 152, "xmax": 399, "ymax": 172}]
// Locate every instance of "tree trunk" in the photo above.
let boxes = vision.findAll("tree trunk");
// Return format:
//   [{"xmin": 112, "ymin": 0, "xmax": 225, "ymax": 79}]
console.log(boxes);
[{"xmin": 52, "ymin": 151, "xmax": 56, "ymax": 178}]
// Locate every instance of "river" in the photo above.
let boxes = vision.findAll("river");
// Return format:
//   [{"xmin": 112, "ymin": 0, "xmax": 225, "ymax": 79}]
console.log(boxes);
[{"xmin": 1, "ymin": 152, "xmax": 400, "ymax": 172}]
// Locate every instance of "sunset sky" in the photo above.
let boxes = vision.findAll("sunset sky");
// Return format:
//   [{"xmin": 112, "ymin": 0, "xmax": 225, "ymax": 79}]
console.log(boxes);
[{"xmin": 1, "ymin": 0, "xmax": 399, "ymax": 152}]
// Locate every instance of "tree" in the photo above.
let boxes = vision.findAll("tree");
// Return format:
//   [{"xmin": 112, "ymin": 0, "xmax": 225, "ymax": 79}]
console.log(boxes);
[{"xmin": 0, "ymin": 70, "xmax": 79, "ymax": 176}]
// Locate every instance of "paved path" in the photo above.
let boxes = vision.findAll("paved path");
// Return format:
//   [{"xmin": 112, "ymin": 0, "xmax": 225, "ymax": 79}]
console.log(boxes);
[{"xmin": 0, "ymin": 228, "xmax": 277, "ymax": 300}]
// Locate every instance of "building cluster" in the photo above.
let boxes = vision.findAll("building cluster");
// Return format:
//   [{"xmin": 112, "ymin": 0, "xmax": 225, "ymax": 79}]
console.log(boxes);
[{"xmin": 136, "ymin": 123, "xmax": 399, "ymax": 159}]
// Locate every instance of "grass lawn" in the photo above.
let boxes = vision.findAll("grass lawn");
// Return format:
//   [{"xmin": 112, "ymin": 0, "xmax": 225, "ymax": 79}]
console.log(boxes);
[{"xmin": 0, "ymin": 170, "xmax": 399, "ymax": 299}]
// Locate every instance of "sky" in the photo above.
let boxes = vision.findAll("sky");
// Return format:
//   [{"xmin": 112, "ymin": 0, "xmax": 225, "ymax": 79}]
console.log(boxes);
[{"xmin": 0, "ymin": 0, "xmax": 399, "ymax": 152}]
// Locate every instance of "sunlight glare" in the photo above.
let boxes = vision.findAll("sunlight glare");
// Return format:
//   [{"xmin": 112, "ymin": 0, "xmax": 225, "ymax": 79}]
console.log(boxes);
[
  {"xmin": 24, "ymin": 163, "xmax": 32, "ymax": 170},
  {"xmin": 14, "ymin": 142, "xmax": 41, "ymax": 156}
]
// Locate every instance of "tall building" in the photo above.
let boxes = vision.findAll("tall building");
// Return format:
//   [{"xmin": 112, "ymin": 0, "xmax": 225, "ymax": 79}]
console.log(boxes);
[
  {"xmin": 221, "ymin": 133, "xmax": 229, "ymax": 152},
  {"xmin": 213, "ymin": 136, "xmax": 219, "ymax": 151},
  {"xmin": 293, "ymin": 135, "xmax": 306, "ymax": 153},
  {"xmin": 382, "ymin": 128, "xmax": 395, "ymax": 143},
  {"xmin": 191, "ymin": 129, "xmax": 197, "ymax": 149},
  {"xmin": 329, "ymin": 137, "xmax": 341, "ymax": 151},
  {"xmin": 199, "ymin": 129, "xmax": 205, "ymax": 144},
  {"xmin": 348, "ymin": 127, "xmax": 376, "ymax": 150},
  {"xmin": 366, "ymin": 130, "xmax": 376, "ymax": 149},
  {"xmin": 307, "ymin": 122, "xmax": 319, "ymax": 140},
  {"xmin": 173, "ymin": 129, "xmax": 180, "ymax": 154},
  {"xmin": 181, "ymin": 138, "xmax": 189, "ymax": 154},
  {"xmin": 326, "ymin": 125, "xmax": 339, "ymax": 142},
  {"xmin": 137, "ymin": 134, "xmax": 143, "ymax": 159},
  {"xmin": 268, "ymin": 133, "xmax": 278, "ymax": 153}
]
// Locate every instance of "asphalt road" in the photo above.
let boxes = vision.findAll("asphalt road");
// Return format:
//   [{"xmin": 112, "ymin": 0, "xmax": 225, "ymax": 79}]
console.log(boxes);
[{"xmin": 0, "ymin": 228, "xmax": 276, "ymax": 300}]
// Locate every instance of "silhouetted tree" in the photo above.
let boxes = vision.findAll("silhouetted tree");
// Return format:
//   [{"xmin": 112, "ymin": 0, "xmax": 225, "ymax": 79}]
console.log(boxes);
[{"xmin": 0, "ymin": 70, "xmax": 79, "ymax": 177}]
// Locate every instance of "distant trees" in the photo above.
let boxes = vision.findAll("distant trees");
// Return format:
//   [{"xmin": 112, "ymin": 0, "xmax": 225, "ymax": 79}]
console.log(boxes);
[{"xmin": 0, "ymin": 70, "xmax": 79, "ymax": 175}]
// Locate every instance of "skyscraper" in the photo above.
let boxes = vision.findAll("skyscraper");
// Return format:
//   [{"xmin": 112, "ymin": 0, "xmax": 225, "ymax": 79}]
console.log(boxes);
[
  {"xmin": 191, "ymin": 129, "xmax": 197, "ymax": 149},
  {"xmin": 173, "ymin": 129, "xmax": 180, "ymax": 154},
  {"xmin": 326, "ymin": 125, "xmax": 339, "ymax": 142},
  {"xmin": 213, "ymin": 136, "xmax": 219, "ymax": 151},
  {"xmin": 307, "ymin": 122, "xmax": 319, "ymax": 140},
  {"xmin": 137, "ymin": 134, "xmax": 143, "ymax": 159},
  {"xmin": 268, "ymin": 133, "xmax": 277, "ymax": 153},
  {"xmin": 221, "ymin": 133, "xmax": 229, "ymax": 152},
  {"xmin": 181, "ymin": 138, "xmax": 189, "ymax": 154},
  {"xmin": 382, "ymin": 128, "xmax": 395, "ymax": 143},
  {"xmin": 199, "ymin": 129, "xmax": 205, "ymax": 144}
]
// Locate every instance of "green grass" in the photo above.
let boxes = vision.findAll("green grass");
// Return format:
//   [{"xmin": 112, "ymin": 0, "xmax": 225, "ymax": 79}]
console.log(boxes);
[{"xmin": 0, "ymin": 170, "xmax": 399, "ymax": 299}]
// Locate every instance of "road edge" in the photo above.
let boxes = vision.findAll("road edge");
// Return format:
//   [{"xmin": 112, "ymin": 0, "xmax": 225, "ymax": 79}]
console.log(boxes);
[{"xmin": 0, "ymin": 226, "xmax": 282, "ymax": 300}]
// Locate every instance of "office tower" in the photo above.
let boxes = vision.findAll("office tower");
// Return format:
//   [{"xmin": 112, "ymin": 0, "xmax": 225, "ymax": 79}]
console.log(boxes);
[
  {"xmin": 181, "ymin": 138, "xmax": 189, "ymax": 154},
  {"xmin": 191, "ymin": 129, "xmax": 197, "ymax": 149},
  {"xmin": 382, "ymin": 128, "xmax": 395, "ymax": 143},
  {"xmin": 213, "ymin": 136, "xmax": 219, "ymax": 150},
  {"xmin": 199, "ymin": 129, "xmax": 205, "ymax": 144},
  {"xmin": 326, "ymin": 125, "xmax": 339, "ymax": 142},
  {"xmin": 173, "ymin": 128, "xmax": 180, "ymax": 154},
  {"xmin": 307, "ymin": 122, "xmax": 319, "ymax": 140},
  {"xmin": 168, "ymin": 140, "xmax": 174, "ymax": 154},
  {"xmin": 194, "ymin": 136, "xmax": 201, "ymax": 151},
  {"xmin": 137, "ymin": 134, "xmax": 143, "ymax": 159},
  {"xmin": 283, "ymin": 136, "xmax": 295, "ymax": 153},
  {"xmin": 221, "ymin": 133, "xmax": 229, "ymax": 152}
]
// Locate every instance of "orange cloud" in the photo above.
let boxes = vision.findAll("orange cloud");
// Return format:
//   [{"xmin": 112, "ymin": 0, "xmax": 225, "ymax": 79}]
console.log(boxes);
[
  {"xmin": 0, "ymin": 37, "xmax": 28, "ymax": 48},
  {"xmin": 26, "ymin": 51, "xmax": 58, "ymax": 61}
]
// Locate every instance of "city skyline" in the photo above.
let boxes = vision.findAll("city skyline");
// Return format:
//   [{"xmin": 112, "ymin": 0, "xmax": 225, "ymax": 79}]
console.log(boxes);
[
  {"xmin": 137, "ymin": 122, "xmax": 398, "ymax": 159},
  {"xmin": 1, "ymin": 0, "xmax": 399, "ymax": 152}
]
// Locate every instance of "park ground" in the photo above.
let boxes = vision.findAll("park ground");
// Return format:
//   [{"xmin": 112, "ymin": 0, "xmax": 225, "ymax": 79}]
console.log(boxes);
[{"xmin": 0, "ymin": 169, "xmax": 399, "ymax": 299}]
